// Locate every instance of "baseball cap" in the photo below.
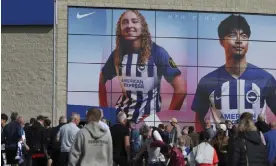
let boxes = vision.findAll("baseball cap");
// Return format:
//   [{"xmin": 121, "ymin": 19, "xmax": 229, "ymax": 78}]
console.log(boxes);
[
  {"xmin": 169, "ymin": 118, "xmax": 178, "ymax": 123},
  {"xmin": 219, "ymin": 124, "xmax": 227, "ymax": 131}
]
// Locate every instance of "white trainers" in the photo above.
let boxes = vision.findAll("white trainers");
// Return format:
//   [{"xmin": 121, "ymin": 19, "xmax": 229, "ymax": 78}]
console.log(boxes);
[{"xmin": 15, "ymin": 155, "xmax": 20, "ymax": 160}]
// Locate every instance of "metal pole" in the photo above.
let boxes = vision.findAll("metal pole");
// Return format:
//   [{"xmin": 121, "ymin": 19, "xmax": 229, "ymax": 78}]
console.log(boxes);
[{"xmin": 52, "ymin": 0, "xmax": 57, "ymax": 126}]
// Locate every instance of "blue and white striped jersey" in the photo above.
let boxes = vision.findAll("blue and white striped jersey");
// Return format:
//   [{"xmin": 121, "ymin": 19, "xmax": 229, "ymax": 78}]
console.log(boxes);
[
  {"xmin": 192, "ymin": 63, "xmax": 276, "ymax": 124},
  {"xmin": 102, "ymin": 42, "xmax": 181, "ymax": 122}
]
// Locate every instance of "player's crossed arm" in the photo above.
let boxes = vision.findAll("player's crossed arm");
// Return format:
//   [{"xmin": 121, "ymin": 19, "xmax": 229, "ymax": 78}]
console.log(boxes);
[{"xmin": 266, "ymin": 76, "xmax": 276, "ymax": 115}]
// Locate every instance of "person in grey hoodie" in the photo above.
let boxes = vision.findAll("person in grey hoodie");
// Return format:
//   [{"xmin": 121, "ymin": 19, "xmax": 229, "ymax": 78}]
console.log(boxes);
[{"xmin": 68, "ymin": 108, "xmax": 113, "ymax": 166}]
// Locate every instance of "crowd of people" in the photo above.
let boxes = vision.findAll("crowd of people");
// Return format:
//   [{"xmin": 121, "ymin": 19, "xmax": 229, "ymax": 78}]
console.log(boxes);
[{"xmin": 1, "ymin": 110, "xmax": 276, "ymax": 166}]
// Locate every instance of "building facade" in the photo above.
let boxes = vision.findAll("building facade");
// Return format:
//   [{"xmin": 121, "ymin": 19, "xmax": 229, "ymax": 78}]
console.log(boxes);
[{"xmin": 2, "ymin": 0, "xmax": 276, "ymax": 126}]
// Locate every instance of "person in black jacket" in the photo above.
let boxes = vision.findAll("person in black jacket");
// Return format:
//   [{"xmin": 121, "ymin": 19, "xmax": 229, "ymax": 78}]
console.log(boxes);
[
  {"xmin": 3, "ymin": 112, "xmax": 22, "ymax": 165},
  {"xmin": 228, "ymin": 112, "xmax": 269, "ymax": 166},
  {"xmin": 50, "ymin": 116, "xmax": 67, "ymax": 166},
  {"xmin": 1, "ymin": 113, "xmax": 8, "ymax": 166},
  {"xmin": 25, "ymin": 115, "xmax": 46, "ymax": 166}
]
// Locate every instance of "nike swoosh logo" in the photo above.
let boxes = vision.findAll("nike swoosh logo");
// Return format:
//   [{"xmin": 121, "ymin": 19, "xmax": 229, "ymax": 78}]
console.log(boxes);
[
  {"xmin": 215, "ymin": 96, "xmax": 222, "ymax": 100},
  {"xmin": 76, "ymin": 12, "xmax": 96, "ymax": 19}
]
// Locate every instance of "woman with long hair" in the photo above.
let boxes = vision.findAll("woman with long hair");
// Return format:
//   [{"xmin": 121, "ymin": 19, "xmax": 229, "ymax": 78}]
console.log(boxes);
[
  {"xmin": 99, "ymin": 10, "xmax": 186, "ymax": 123},
  {"xmin": 211, "ymin": 123, "xmax": 228, "ymax": 166},
  {"xmin": 228, "ymin": 112, "xmax": 269, "ymax": 166}
]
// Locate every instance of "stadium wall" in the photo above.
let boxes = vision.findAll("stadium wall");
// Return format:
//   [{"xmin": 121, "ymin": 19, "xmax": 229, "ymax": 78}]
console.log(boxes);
[
  {"xmin": 2, "ymin": 0, "xmax": 276, "ymax": 126},
  {"xmin": 2, "ymin": 26, "xmax": 54, "ymax": 121}
]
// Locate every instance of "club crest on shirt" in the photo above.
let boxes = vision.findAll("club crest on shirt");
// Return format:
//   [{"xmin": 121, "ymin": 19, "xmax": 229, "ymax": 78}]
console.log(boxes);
[
  {"xmin": 246, "ymin": 89, "xmax": 259, "ymax": 104},
  {"xmin": 168, "ymin": 57, "xmax": 177, "ymax": 68},
  {"xmin": 138, "ymin": 63, "xmax": 147, "ymax": 73}
]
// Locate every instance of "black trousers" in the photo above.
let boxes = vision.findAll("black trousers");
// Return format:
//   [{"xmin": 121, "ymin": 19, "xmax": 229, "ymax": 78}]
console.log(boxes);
[
  {"xmin": 59, "ymin": 152, "xmax": 69, "ymax": 166},
  {"xmin": 113, "ymin": 156, "xmax": 128, "ymax": 166},
  {"xmin": 51, "ymin": 150, "xmax": 61, "ymax": 166},
  {"xmin": 5, "ymin": 146, "xmax": 18, "ymax": 165}
]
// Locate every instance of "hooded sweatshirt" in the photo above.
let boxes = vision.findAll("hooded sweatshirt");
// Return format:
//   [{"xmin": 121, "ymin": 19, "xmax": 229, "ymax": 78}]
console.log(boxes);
[
  {"xmin": 229, "ymin": 131, "xmax": 269, "ymax": 166},
  {"xmin": 68, "ymin": 122, "xmax": 113, "ymax": 166}
]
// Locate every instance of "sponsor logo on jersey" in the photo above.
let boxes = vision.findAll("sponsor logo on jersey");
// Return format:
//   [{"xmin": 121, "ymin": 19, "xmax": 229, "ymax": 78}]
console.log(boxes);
[
  {"xmin": 122, "ymin": 78, "xmax": 144, "ymax": 89},
  {"xmin": 221, "ymin": 113, "xmax": 257, "ymax": 123}
]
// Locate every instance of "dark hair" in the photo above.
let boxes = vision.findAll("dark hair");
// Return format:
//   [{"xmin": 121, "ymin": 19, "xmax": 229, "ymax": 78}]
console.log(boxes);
[
  {"xmin": 188, "ymin": 126, "xmax": 194, "ymax": 133},
  {"xmin": 30, "ymin": 118, "xmax": 36, "ymax": 124},
  {"xmin": 126, "ymin": 120, "xmax": 135, "ymax": 128},
  {"xmin": 44, "ymin": 119, "xmax": 51, "ymax": 127},
  {"xmin": 158, "ymin": 124, "xmax": 165, "ymax": 130},
  {"xmin": 10, "ymin": 112, "xmax": 18, "ymax": 121},
  {"xmin": 25, "ymin": 123, "xmax": 30, "ymax": 127},
  {"xmin": 199, "ymin": 131, "xmax": 210, "ymax": 142},
  {"xmin": 1, "ymin": 113, "xmax": 8, "ymax": 121},
  {"xmin": 218, "ymin": 14, "xmax": 251, "ymax": 39},
  {"xmin": 37, "ymin": 115, "xmax": 45, "ymax": 121}
]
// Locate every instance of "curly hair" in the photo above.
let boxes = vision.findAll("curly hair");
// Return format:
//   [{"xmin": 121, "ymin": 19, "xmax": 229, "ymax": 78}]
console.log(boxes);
[{"xmin": 114, "ymin": 10, "xmax": 152, "ymax": 68}]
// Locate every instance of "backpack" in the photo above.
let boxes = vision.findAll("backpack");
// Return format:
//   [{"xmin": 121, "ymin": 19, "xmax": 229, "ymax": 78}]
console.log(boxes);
[
  {"xmin": 152, "ymin": 127, "xmax": 166, "ymax": 141},
  {"xmin": 168, "ymin": 146, "xmax": 186, "ymax": 166}
]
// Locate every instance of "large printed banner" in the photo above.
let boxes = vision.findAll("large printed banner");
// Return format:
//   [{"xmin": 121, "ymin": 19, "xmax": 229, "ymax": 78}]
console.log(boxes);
[{"xmin": 67, "ymin": 7, "xmax": 276, "ymax": 127}]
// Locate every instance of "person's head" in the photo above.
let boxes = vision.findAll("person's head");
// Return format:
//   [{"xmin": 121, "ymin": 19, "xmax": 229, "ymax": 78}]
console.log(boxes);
[
  {"xmin": 204, "ymin": 119, "xmax": 211, "ymax": 129},
  {"xmin": 70, "ymin": 113, "xmax": 81, "ymax": 125},
  {"xmin": 270, "ymin": 121, "xmax": 276, "ymax": 130},
  {"xmin": 10, "ymin": 112, "xmax": 18, "ymax": 121},
  {"xmin": 117, "ymin": 111, "xmax": 127, "ymax": 125},
  {"xmin": 215, "ymin": 123, "xmax": 221, "ymax": 130},
  {"xmin": 170, "ymin": 118, "xmax": 178, "ymax": 127},
  {"xmin": 257, "ymin": 114, "xmax": 265, "ymax": 122},
  {"xmin": 237, "ymin": 112, "xmax": 257, "ymax": 133},
  {"xmin": 225, "ymin": 120, "xmax": 233, "ymax": 129},
  {"xmin": 17, "ymin": 116, "xmax": 24, "ymax": 127},
  {"xmin": 59, "ymin": 116, "xmax": 67, "ymax": 124},
  {"xmin": 216, "ymin": 123, "xmax": 227, "ymax": 138},
  {"xmin": 165, "ymin": 125, "xmax": 172, "ymax": 133},
  {"xmin": 86, "ymin": 108, "xmax": 101, "ymax": 123},
  {"xmin": 114, "ymin": 10, "xmax": 152, "ymax": 67},
  {"xmin": 158, "ymin": 124, "xmax": 165, "ymax": 131},
  {"xmin": 199, "ymin": 130, "xmax": 210, "ymax": 142},
  {"xmin": 182, "ymin": 126, "xmax": 189, "ymax": 135},
  {"xmin": 188, "ymin": 126, "xmax": 194, "ymax": 133},
  {"xmin": 24, "ymin": 123, "xmax": 30, "ymax": 128},
  {"xmin": 1, "ymin": 113, "xmax": 8, "ymax": 127},
  {"xmin": 127, "ymin": 120, "xmax": 136, "ymax": 129},
  {"xmin": 44, "ymin": 118, "xmax": 51, "ymax": 127},
  {"xmin": 37, "ymin": 115, "xmax": 45, "ymax": 125},
  {"xmin": 139, "ymin": 124, "xmax": 151, "ymax": 138},
  {"xmin": 30, "ymin": 118, "xmax": 35, "ymax": 125},
  {"xmin": 218, "ymin": 14, "xmax": 250, "ymax": 61}
]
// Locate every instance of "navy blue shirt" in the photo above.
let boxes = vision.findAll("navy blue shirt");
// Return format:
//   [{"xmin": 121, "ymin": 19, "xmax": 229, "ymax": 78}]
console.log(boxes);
[
  {"xmin": 192, "ymin": 63, "xmax": 276, "ymax": 123},
  {"xmin": 3, "ymin": 121, "xmax": 22, "ymax": 146}
]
